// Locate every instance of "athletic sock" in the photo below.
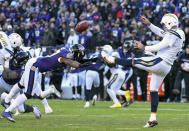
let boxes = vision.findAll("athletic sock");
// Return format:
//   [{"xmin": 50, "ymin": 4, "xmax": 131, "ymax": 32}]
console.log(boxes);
[
  {"xmin": 24, "ymin": 104, "xmax": 34, "ymax": 113},
  {"xmin": 125, "ymin": 90, "xmax": 131, "ymax": 102},
  {"xmin": 85, "ymin": 90, "xmax": 91, "ymax": 101},
  {"xmin": 5, "ymin": 94, "xmax": 27, "ymax": 112},
  {"xmin": 150, "ymin": 92, "xmax": 159, "ymax": 121},
  {"xmin": 149, "ymin": 113, "xmax": 157, "ymax": 121},
  {"xmin": 150, "ymin": 92, "xmax": 159, "ymax": 112},
  {"xmin": 72, "ymin": 86, "xmax": 75, "ymax": 94},
  {"xmin": 77, "ymin": 86, "xmax": 81, "ymax": 95},
  {"xmin": 41, "ymin": 98, "xmax": 49, "ymax": 108},
  {"xmin": 40, "ymin": 87, "xmax": 54, "ymax": 98},
  {"xmin": 5, "ymin": 83, "xmax": 21, "ymax": 103},
  {"xmin": 115, "ymin": 58, "xmax": 133, "ymax": 67}
]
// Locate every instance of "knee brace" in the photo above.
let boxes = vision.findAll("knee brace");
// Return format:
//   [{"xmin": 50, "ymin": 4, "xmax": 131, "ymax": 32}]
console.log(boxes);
[
  {"xmin": 18, "ymin": 83, "xmax": 25, "ymax": 89},
  {"xmin": 24, "ymin": 93, "xmax": 32, "ymax": 99}
]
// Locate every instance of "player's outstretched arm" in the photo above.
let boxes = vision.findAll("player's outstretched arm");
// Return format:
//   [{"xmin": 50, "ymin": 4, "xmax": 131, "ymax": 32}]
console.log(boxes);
[
  {"xmin": 140, "ymin": 16, "xmax": 165, "ymax": 37},
  {"xmin": 59, "ymin": 57, "xmax": 92, "ymax": 68}
]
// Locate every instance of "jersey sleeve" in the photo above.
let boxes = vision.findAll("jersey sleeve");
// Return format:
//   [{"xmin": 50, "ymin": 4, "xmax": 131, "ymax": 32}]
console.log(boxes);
[
  {"xmin": 60, "ymin": 47, "xmax": 73, "ymax": 59},
  {"xmin": 149, "ymin": 24, "xmax": 165, "ymax": 37},
  {"xmin": 145, "ymin": 34, "xmax": 171, "ymax": 52}
]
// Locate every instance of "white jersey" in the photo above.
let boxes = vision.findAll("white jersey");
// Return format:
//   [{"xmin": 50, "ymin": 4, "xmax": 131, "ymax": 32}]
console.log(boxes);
[
  {"xmin": 0, "ymin": 48, "xmax": 13, "ymax": 68},
  {"xmin": 146, "ymin": 24, "xmax": 184, "ymax": 65},
  {"xmin": 0, "ymin": 31, "xmax": 12, "ymax": 50}
]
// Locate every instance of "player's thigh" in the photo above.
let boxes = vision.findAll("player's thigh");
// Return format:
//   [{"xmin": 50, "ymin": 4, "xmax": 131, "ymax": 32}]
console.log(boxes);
[
  {"xmin": 112, "ymin": 72, "xmax": 125, "ymax": 91},
  {"xmin": 150, "ymin": 73, "xmax": 165, "ymax": 92},
  {"xmin": 78, "ymin": 71, "xmax": 86, "ymax": 86},
  {"xmin": 134, "ymin": 57, "xmax": 165, "ymax": 74},
  {"xmin": 86, "ymin": 71, "xmax": 95, "ymax": 90},
  {"xmin": 32, "ymin": 81, "xmax": 42, "ymax": 96},
  {"xmin": 106, "ymin": 73, "xmax": 119, "ymax": 90},
  {"xmin": 0, "ymin": 77, "xmax": 12, "ymax": 92},
  {"xmin": 70, "ymin": 73, "xmax": 78, "ymax": 87},
  {"xmin": 93, "ymin": 72, "xmax": 100, "ymax": 88}
]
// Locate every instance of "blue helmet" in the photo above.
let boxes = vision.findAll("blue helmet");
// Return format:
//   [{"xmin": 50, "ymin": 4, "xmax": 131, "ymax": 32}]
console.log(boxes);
[{"xmin": 122, "ymin": 41, "xmax": 133, "ymax": 53}]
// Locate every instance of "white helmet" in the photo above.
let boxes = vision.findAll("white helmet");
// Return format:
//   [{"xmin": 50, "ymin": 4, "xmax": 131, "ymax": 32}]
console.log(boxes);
[
  {"xmin": 102, "ymin": 45, "xmax": 113, "ymax": 55},
  {"xmin": 160, "ymin": 13, "xmax": 179, "ymax": 30},
  {"xmin": 9, "ymin": 33, "xmax": 23, "ymax": 48}
]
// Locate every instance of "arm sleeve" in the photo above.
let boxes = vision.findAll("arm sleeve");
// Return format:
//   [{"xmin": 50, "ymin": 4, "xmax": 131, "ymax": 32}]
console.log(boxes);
[
  {"xmin": 145, "ymin": 34, "xmax": 176, "ymax": 52},
  {"xmin": 149, "ymin": 24, "xmax": 165, "ymax": 37}
]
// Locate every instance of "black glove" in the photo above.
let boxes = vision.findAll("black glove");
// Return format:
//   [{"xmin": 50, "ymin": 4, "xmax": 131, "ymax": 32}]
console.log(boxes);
[
  {"xmin": 79, "ymin": 62, "xmax": 93, "ymax": 68},
  {"xmin": 79, "ymin": 58, "xmax": 99, "ymax": 63}
]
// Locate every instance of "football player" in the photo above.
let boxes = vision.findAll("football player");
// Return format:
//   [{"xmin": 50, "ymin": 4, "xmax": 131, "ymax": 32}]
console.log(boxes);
[
  {"xmin": 102, "ymin": 14, "xmax": 185, "ymax": 127},
  {"xmin": 106, "ymin": 42, "xmax": 133, "ymax": 108},
  {"xmin": 1, "ymin": 44, "xmax": 92, "ymax": 122},
  {"xmin": 84, "ymin": 46, "xmax": 106, "ymax": 108},
  {"xmin": 0, "ymin": 33, "xmax": 42, "ymax": 118}
]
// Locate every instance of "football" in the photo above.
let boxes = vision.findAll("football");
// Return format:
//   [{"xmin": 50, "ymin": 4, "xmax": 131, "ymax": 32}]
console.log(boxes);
[{"xmin": 75, "ymin": 20, "xmax": 90, "ymax": 33}]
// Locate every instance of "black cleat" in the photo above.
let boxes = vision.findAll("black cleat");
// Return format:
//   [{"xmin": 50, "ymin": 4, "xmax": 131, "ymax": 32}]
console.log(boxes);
[
  {"xmin": 123, "ymin": 99, "xmax": 133, "ymax": 107},
  {"xmin": 144, "ymin": 120, "xmax": 158, "ymax": 128}
]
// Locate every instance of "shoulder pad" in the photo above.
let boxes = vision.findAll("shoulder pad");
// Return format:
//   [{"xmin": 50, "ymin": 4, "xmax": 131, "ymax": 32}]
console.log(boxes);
[{"xmin": 168, "ymin": 30, "xmax": 182, "ymax": 39}]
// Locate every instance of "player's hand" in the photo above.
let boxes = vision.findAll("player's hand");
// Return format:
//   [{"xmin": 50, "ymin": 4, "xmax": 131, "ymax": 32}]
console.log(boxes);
[
  {"xmin": 103, "ymin": 56, "xmax": 115, "ymax": 65},
  {"xmin": 134, "ymin": 41, "xmax": 145, "ymax": 50},
  {"xmin": 181, "ymin": 63, "xmax": 184, "ymax": 69},
  {"xmin": 140, "ymin": 16, "xmax": 151, "ymax": 26},
  {"xmin": 79, "ymin": 62, "xmax": 92, "ymax": 68}
]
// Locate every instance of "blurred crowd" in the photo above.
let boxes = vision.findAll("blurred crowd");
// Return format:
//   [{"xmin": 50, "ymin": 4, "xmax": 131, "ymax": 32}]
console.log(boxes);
[{"xmin": 0, "ymin": 0, "xmax": 189, "ymax": 102}]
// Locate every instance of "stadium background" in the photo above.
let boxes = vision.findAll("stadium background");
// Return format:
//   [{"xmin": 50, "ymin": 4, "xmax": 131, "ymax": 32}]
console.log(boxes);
[{"xmin": 0, "ymin": 0, "xmax": 189, "ymax": 102}]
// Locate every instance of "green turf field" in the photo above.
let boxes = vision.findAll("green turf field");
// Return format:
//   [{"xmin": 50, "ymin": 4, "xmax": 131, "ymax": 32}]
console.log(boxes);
[{"xmin": 0, "ymin": 100, "xmax": 189, "ymax": 131}]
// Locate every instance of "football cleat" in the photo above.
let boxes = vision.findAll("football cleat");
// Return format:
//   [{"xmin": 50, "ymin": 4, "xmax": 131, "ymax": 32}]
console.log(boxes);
[
  {"xmin": 51, "ymin": 86, "xmax": 61, "ymax": 98},
  {"xmin": 45, "ymin": 106, "xmax": 53, "ymax": 114},
  {"xmin": 32, "ymin": 105, "xmax": 41, "ymax": 119},
  {"xmin": 84, "ymin": 101, "xmax": 90, "ymax": 108},
  {"xmin": 110, "ymin": 104, "xmax": 121, "ymax": 108},
  {"xmin": 144, "ymin": 120, "xmax": 158, "ymax": 128},
  {"xmin": 1, "ymin": 99, "xmax": 10, "ymax": 109},
  {"xmin": 1, "ymin": 111, "xmax": 15, "ymax": 122},
  {"xmin": 125, "ymin": 90, "xmax": 131, "ymax": 102},
  {"xmin": 76, "ymin": 94, "xmax": 81, "ymax": 99},
  {"xmin": 92, "ymin": 95, "xmax": 97, "ymax": 106},
  {"xmin": 72, "ymin": 94, "xmax": 76, "ymax": 100},
  {"xmin": 123, "ymin": 99, "xmax": 133, "ymax": 107}
]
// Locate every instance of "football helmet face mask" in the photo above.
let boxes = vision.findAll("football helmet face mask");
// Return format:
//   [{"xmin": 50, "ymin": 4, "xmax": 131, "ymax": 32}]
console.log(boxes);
[
  {"xmin": 123, "ymin": 41, "xmax": 132, "ymax": 53},
  {"xmin": 9, "ymin": 33, "xmax": 23, "ymax": 49},
  {"xmin": 70, "ymin": 44, "xmax": 85, "ymax": 62},
  {"xmin": 12, "ymin": 51, "xmax": 30, "ymax": 68},
  {"xmin": 160, "ymin": 13, "xmax": 179, "ymax": 30}
]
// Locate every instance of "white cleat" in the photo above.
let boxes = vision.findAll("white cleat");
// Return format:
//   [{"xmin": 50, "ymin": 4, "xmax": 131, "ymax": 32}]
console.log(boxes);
[
  {"xmin": 84, "ymin": 101, "xmax": 90, "ymax": 108},
  {"xmin": 50, "ymin": 85, "xmax": 61, "ymax": 98},
  {"xmin": 144, "ymin": 120, "xmax": 158, "ymax": 128},
  {"xmin": 76, "ymin": 94, "xmax": 81, "ymax": 99},
  {"xmin": 45, "ymin": 106, "xmax": 53, "ymax": 114},
  {"xmin": 92, "ymin": 95, "xmax": 97, "ymax": 106},
  {"xmin": 32, "ymin": 105, "xmax": 41, "ymax": 119}
]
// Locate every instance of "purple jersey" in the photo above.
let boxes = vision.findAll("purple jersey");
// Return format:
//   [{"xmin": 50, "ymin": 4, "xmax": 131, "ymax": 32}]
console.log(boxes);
[
  {"xmin": 117, "ymin": 47, "xmax": 133, "ymax": 71},
  {"xmin": 87, "ymin": 53, "xmax": 104, "ymax": 71},
  {"xmin": 34, "ymin": 47, "xmax": 73, "ymax": 73}
]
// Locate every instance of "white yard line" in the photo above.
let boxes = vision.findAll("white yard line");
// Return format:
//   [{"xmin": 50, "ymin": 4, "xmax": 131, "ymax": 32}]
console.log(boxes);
[{"xmin": 116, "ymin": 128, "xmax": 140, "ymax": 130}]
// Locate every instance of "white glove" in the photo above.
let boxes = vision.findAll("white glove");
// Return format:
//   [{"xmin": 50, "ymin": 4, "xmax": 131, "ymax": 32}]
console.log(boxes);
[
  {"xmin": 4, "ymin": 54, "xmax": 10, "ymax": 61},
  {"xmin": 101, "ymin": 51, "xmax": 108, "ymax": 58},
  {"xmin": 104, "ymin": 56, "xmax": 115, "ymax": 64}
]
